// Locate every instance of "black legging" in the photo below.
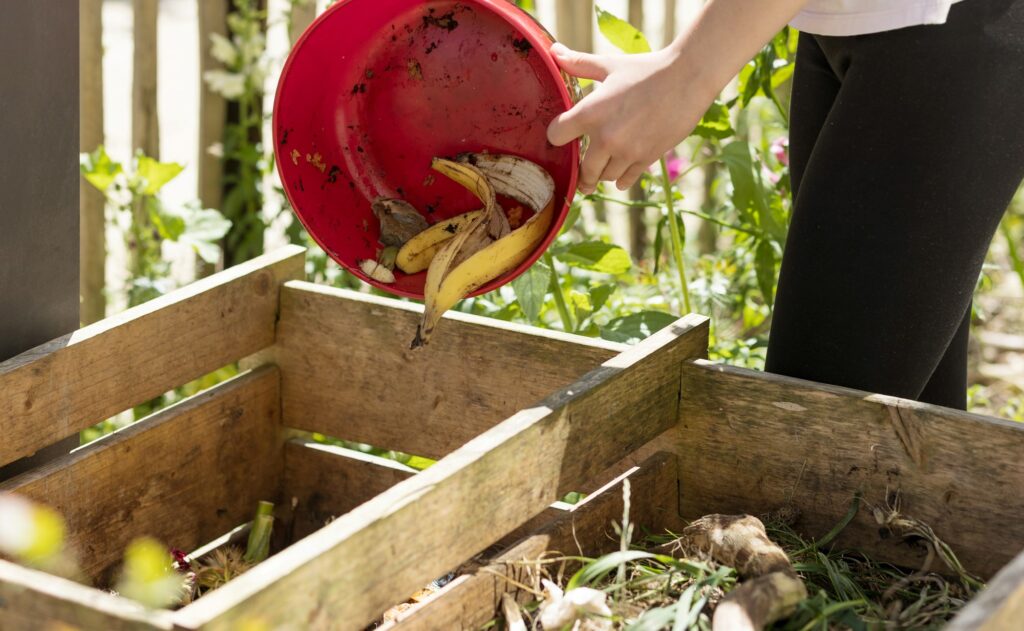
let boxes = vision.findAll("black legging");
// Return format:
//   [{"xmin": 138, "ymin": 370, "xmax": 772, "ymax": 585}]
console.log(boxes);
[{"xmin": 765, "ymin": 0, "xmax": 1024, "ymax": 409}]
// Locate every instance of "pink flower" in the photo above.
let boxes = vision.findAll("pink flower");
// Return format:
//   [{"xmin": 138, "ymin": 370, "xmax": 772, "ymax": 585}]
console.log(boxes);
[
  {"xmin": 661, "ymin": 151, "xmax": 690, "ymax": 182},
  {"xmin": 762, "ymin": 165, "xmax": 781, "ymax": 185},
  {"xmin": 770, "ymin": 137, "xmax": 789, "ymax": 167}
]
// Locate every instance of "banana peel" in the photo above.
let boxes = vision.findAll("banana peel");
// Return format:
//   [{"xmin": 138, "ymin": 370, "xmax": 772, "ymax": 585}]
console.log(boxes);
[
  {"xmin": 412, "ymin": 154, "xmax": 556, "ymax": 348},
  {"xmin": 396, "ymin": 210, "xmax": 484, "ymax": 274}
]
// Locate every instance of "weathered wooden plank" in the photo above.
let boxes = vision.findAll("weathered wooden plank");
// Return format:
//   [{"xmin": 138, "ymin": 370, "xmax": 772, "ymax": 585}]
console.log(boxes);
[
  {"xmin": 197, "ymin": 0, "xmax": 229, "ymax": 217},
  {"xmin": 677, "ymin": 360, "xmax": 1024, "ymax": 579},
  {"xmin": 385, "ymin": 452, "xmax": 680, "ymax": 630},
  {"xmin": 281, "ymin": 439, "xmax": 417, "ymax": 542},
  {"xmin": 1, "ymin": 367, "xmax": 282, "ymax": 584},
  {"xmin": 0, "ymin": 560, "xmax": 173, "ymax": 631},
  {"xmin": 79, "ymin": 0, "xmax": 106, "ymax": 325},
  {"xmin": 948, "ymin": 548, "xmax": 1024, "ymax": 630},
  {"xmin": 273, "ymin": 282, "xmax": 625, "ymax": 459},
  {"xmin": 132, "ymin": 0, "xmax": 159, "ymax": 157},
  {"xmin": 172, "ymin": 313, "xmax": 709, "ymax": 631},
  {"xmin": 0, "ymin": 245, "xmax": 304, "ymax": 467}
]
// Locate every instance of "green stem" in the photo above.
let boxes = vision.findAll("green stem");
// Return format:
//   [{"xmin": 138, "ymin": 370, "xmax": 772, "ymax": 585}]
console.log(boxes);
[
  {"xmin": 244, "ymin": 501, "xmax": 274, "ymax": 564},
  {"xmin": 660, "ymin": 158, "xmax": 693, "ymax": 314},
  {"xmin": 768, "ymin": 89, "xmax": 790, "ymax": 126},
  {"xmin": 586, "ymin": 194, "xmax": 761, "ymax": 236},
  {"xmin": 545, "ymin": 252, "xmax": 574, "ymax": 332},
  {"xmin": 1001, "ymin": 216, "xmax": 1024, "ymax": 292}
]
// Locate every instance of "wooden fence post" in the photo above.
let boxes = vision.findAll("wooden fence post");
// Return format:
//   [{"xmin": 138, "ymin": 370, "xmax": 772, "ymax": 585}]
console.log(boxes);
[
  {"xmin": 555, "ymin": 0, "xmax": 593, "ymax": 53},
  {"xmin": 198, "ymin": 0, "xmax": 230, "ymax": 218},
  {"xmin": 132, "ymin": 0, "xmax": 160, "ymax": 158},
  {"xmin": 627, "ymin": 0, "xmax": 648, "ymax": 260},
  {"xmin": 663, "ymin": 0, "xmax": 677, "ymax": 46},
  {"xmin": 80, "ymin": 0, "xmax": 105, "ymax": 324},
  {"xmin": 289, "ymin": 0, "xmax": 317, "ymax": 45}
]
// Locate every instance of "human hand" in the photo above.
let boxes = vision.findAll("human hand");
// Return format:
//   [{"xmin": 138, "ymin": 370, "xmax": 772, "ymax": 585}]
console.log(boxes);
[{"xmin": 546, "ymin": 42, "xmax": 714, "ymax": 194}]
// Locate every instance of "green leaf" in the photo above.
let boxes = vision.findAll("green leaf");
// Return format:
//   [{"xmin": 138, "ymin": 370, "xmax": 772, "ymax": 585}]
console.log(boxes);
[
  {"xmin": 559, "ymin": 241, "xmax": 632, "ymax": 274},
  {"xmin": 754, "ymin": 240, "xmax": 777, "ymax": 308},
  {"xmin": 595, "ymin": 6, "xmax": 650, "ymax": 54},
  {"xmin": 567, "ymin": 550, "xmax": 659, "ymax": 589},
  {"xmin": 560, "ymin": 200, "xmax": 583, "ymax": 235},
  {"xmin": 148, "ymin": 198, "xmax": 186, "ymax": 241},
  {"xmin": 569, "ymin": 289, "xmax": 592, "ymax": 323},
  {"xmin": 693, "ymin": 100, "xmax": 734, "ymax": 140},
  {"xmin": 652, "ymin": 214, "xmax": 668, "ymax": 274},
  {"xmin": 589, "ymin": 284, "xmax": 615, "ymax": 312},
  {"xmin": 601, "ymin": 310, "xmax": 678, "ymax": 344},
  {"xmin": 720, "ymin": 142, "xmax": 772, "ymax": 232},
  {"xmin": 180, "ymin": 207, "xmax": 232, "ymax": 264},
  {"xmin": 511, "ymin": 260, "xmax": 551, "ymax": 322},
  {"xmin": 137, "ymin": 156, "xmax": 184, "ymax": 196},
  {"xmin": 80, "ymin": 146, "xmax": 122, "ymax": 193}
]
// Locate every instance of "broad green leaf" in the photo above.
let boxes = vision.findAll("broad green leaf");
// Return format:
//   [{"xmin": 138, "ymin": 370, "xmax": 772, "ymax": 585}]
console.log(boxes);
[
  {"xmin": 569, "ymin": 289, "xmax": 592, "ymax": 322},
  {"xmin": 511, "ymin": 259, "xmax": 551, "ymax": 322},
  {"xmin": 514, "ymin": 0, "xmax": 535, "ymax": 13},
  {"xmin": 148, "ymin": 199, "xmax": 186, "ymax": 241},
  {"xmin": 559, "ymin": 241, "xmax": 632, "ymax": 274},
  {"xmin": 405, "ymin": 455, "xmax": 436, "ymax": 470},
  {"xmin": 720, "ymin": 142, "xmax": 770, "ymax": 230},
  {"xmin": 754, "ymin": 240, "xmax": 777, "ymax": 307},
  {"xmin": 595, "ymin": 6, "xmax": 650, "ymax": 54},
  {"xmin": 600, "ymin": 310, "xmax": 678, "ymax": 344},
  {"xmin": 180, "ymin": 207, "xmax": 232, "ymax": 264},
  {"xmin": 693, "ymin": 100, "xmax": 734, "ymax": 140},
  {"xmin": 560, "ymin": 200, "xmax": 583, "ymax": 235},
  {"xmin": 652, "ymin": 214, "xmax": 668, "ymax": 274},
  {"xmin": 137, "ymin": 156, "xmax": 184, "ymax": 196},
  {"xmin": 589, "ymin": 284, "xmax": 615, "ymax": 312},
  {"xmin": 771, "ymin": 63, "xmax": 795, "ymax": 89},
  {"xmin": 80, "ymin": 146, "xmax": 122, "ymax": 193}
]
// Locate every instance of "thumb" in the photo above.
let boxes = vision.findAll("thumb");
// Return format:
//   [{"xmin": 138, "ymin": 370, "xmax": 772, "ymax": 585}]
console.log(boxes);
[{"xmin": 549, "ymin": 42, "xmax": 611, "ymax": 81}]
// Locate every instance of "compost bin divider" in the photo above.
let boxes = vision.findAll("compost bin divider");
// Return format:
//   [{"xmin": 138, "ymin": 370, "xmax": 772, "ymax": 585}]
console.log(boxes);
[
  {"xmin": 676, "ymin": 359, "xmax": 1024, "ymax": 579},
  {"xmin": 0, "ymin": 245, "xmax": 305, "ymax": 468},
  {"xmin": 0, "ymin": 366, "xmax": 283, "ymax": 584},
  {"xmin": 383, "ymin": 451, "xmax": 681, "ymax": 630},
  {"xmin": 169, "ymin": 312, "xmax": 709, "ymax": 630},
  {"xmin": 271, "ymin": 281, "xmax": 628, "ymax": 459},
  {"xmin": 947, "ymin": 547, "xmax": 1024, "ymax": 630}
]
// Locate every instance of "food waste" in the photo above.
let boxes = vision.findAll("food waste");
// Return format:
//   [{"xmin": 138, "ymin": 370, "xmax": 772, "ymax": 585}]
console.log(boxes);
[{"xmin": 360, "ymin": 153, "xmax": 555, "ymax": 348}]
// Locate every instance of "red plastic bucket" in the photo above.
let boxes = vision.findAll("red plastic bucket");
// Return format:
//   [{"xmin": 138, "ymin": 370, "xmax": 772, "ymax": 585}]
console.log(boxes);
[{"xmin": 274, "ymin": 0, "xmax": 580, "ymax": 299}]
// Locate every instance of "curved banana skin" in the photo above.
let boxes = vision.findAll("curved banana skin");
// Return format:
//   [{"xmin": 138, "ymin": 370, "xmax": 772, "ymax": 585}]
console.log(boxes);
[
  {"xmin": 412, "ymin": 154, "xmax": 557, "ymax": 348},
  {"xmin": 396, "ymin": 210, "xmax": 484, "ymax": 274},
  {"xmin": 414, "ymin": 199, "xmax": 555, "ymax": 347}
]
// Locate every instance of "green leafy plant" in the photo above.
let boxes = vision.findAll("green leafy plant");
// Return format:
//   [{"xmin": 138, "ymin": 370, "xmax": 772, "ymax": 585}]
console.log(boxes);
[{"xmin": 80, "ymin": 146, "xmax": 231, "ymax": 307}]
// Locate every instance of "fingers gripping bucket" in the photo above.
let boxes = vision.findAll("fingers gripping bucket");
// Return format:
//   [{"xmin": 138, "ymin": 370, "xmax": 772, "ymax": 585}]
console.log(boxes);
[{"xmin": 274, "ymin": 0, "xmax": 581, "ymax": 299}]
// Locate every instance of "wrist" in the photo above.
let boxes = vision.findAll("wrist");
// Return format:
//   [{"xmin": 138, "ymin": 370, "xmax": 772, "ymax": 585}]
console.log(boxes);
[{"xmin": 663, "ymin": 37, "xmax": 720, "ymax": 107}]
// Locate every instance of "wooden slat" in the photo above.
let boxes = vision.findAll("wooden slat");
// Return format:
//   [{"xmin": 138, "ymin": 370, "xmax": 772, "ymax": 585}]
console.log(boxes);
[
  {"xmin": 172, "ymin": 313, "xmax": 709, "ymax": 630},
  {"xmin": 0, "ymin": 560, "xmax": 173, "ymax": 631},
  {"xmin": 273, "ymin": 282, "xmax": 626, "ymax": 459},
  {"xmin": 197, "ymin": 0, "xmax": 229, "ymax": 216},
  {"xmin": 79, "ymin": 0, "xmax": 106, "ymax": 324},
  {"xmin": 1, "ymin": 367, "xmax": 282, "ymax": 584},
  {"xmin": 948, "ymin": 548, "xmax": 1024, "ymax": 630},
  {"xmin": 281, "ymin": 439, "xmax": 417, "ymax": 542},
  {"xmin": 386, "ymin": 452, "xmax": 680, "ymax": 630},
  {"xmin": 677, "ymin": 360, "xmax": 1024, "ymax": 579},
  {"xmin": 132, "ymin": 0, "xmax": 159, "ymax": 157},
  {"xmin": 0, "ymin": 245, "xmax": 304, "ymax": 467}
]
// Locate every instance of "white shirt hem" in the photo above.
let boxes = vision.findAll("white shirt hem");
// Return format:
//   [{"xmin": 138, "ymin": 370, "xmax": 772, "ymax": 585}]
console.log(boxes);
[{"xmin": 790, "ymin": 0, "xmax": 961, "ymax": 36}]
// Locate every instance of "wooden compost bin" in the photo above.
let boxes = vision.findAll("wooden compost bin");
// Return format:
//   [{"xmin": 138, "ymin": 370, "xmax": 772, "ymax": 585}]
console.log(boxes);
[{"xmin": 1, "ymin": 245, "xmax": 1022, "ymax": 631}]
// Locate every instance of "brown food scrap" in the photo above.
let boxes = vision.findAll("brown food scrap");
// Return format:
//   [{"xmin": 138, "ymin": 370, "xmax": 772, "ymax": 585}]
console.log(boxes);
[
  {"xmin": 306, "ymin": 152, "xmax": 327, "ymax": 173},
  {"xmin": 290, "ymin": 149, "xmax": 300, "ymax": 165},
  {"xmin": 372, "ymin": 198, "xmax": 429, "ymax": 247},
  {"xmin": 407, "ymin": 59, "xmax": 423, "ymax": 81},
  {"xmin": 422, "ymin": 173, "xmax": 436, "ymax": 187}
]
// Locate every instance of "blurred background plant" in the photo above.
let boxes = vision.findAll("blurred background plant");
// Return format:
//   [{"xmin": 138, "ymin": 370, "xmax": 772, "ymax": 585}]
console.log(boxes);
[{"xmin": 76, "ymin": 0, "xmax": 1023, "ymax": 447}]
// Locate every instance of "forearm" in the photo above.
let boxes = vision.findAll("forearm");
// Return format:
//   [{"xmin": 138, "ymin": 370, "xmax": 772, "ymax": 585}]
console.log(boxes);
[{"xmin": 668, "ymin": 0, "xmax": 809, "ymax": 100}]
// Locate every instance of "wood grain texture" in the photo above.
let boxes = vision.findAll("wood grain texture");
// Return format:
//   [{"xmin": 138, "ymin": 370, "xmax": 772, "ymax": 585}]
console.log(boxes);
[
  {"xmin": 281, "ymin": 439, "xmax": 417, "ymax": 542},
  {"xmin": 948, "ymin": 548, "xmax": 1024, "ymax": 630},
  {"xmin": 172, "ymin": 313, "xmax": 709, "ymax": 631},
  {"xmin": 0, "ymin": 560, "xmax": 172, "ymax": 631},
  {"xmin": 1, "ymin": 367, "xmax": 282, "ymax": 584},
  {"xmin": 132, "ymin": 0, "xmax": 159, "ymax": 157},
  {"xmin": 79, "ymin": 0, "xmax": 106, "ymax": 325},
  {"xmin": 273, "ymin": 282, "xmax": 626, "ymax": 459},
  {"xmin": 677, "ymin": 360, "xmax": 1024, "ymax": 579},
  {"xmin": 384, "ymin": 452, "xmax": 680, "ymax": 630},
  {"xmin": 0, "ymin": 245, "xmax": 304, "ymax": 467}
]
